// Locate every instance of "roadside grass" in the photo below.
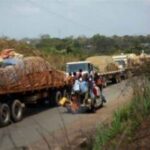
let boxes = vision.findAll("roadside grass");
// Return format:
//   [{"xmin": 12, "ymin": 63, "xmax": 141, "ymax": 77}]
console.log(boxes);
[{"xmin": 93, "ymin": 77, "xmax": 150, "ymax": 150}]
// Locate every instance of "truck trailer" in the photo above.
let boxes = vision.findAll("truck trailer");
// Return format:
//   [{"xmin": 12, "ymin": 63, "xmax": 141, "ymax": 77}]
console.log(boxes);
[{"xmin": 0, "ymin": 56, "xmax": 68, "ymax": 126}]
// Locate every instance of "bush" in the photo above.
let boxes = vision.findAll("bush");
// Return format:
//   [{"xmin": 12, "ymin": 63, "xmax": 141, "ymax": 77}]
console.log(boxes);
[{"xmin": 93, "ymin": 77, "xmax": 150, "ymax": 150}]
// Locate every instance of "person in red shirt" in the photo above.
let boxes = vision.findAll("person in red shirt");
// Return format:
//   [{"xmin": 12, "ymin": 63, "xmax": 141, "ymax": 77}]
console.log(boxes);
[{"xmin": 94, "ymin": 73, "xmax": 106, "ymax": 103}]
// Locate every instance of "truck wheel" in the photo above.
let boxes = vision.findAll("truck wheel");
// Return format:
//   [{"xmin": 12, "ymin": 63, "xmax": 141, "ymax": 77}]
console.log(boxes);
[
  {"xmin": 112, "ymin": 78, "xmax": 117, "ymax": 84},
  {"xmin": 55, "ymin": 91, "xmax": 62, "ymax": 105},
  {"xmin": 63, "ymin": 89, "xmax": 70, "ymax": 99},
  {"xmin": 11, "ymin": 99, "xmax": 24, "ymax": 122},
  {"xmin": 0, "ymin": 103, "xmax": 10, "ymax": 126},
  {"xmin": 116, "ymin": 78, "xmax": 119, "ymax": 83}
]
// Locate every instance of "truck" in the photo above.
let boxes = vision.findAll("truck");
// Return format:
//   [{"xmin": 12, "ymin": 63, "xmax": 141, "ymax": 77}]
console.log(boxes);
[
  {"xmin": 66, "ymin": 61, "xmax": 105, "ymax": 110},
  {"xmin": 66, "ymin": 60, "xmax": 128, "ymax": 85},
  {"xmin": 0, "ymin": 56, "xmax": 68, "ymax": 126},
  {"xmin": 66, "ymin": 61, "xmax": 94, "ymax": 75},
  {"xmin": 112, "ymin": 54, "xmax": 128, "ymax": 70}
]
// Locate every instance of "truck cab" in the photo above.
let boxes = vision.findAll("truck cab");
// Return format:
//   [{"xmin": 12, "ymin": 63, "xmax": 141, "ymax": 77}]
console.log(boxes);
[
  {"xmin": 66, "ymin": 61, "xmax": 94, "ymax": 75},
  {"xmin": 112, "ymin": 54, "xmax": 128, "ymax": 70}
]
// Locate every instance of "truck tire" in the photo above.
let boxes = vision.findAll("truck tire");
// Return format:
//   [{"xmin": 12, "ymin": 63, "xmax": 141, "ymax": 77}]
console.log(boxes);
[
  {"xmin": 55, "ymin": 91, "xmax": 62, "ymax": 105},
  {"xmin": 63, "ymin": 89, "xmax": 70, "ymax": 99},
  {"xmin": 112, "ymin": 78, "xmax": 117, "ymax": 84},
  {"xmin": 0, "ymin": 103, "xmax": 10, "ymax": 126},
  {"xmin": 11, "ymin": 99, "xmax": 24, "ymax": 122}
]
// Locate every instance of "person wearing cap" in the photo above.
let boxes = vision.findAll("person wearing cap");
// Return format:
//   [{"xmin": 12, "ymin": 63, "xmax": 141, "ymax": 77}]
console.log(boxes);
[{"xmin": 70, "ymin": 91, "xmax": 80, "ymax": 113}]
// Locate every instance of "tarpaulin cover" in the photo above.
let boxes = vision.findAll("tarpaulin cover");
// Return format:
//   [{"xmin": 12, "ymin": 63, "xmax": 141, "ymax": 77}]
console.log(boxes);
[{"xmin": 0, "ymin": 57, "xmax": 65, "ymax": 94}]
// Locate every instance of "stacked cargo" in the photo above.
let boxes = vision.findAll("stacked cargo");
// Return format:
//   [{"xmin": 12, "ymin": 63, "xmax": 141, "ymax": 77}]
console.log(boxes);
[
  {"xmin": 86, "ymin": 56, "xmax": 119, "ymax": 72},
  {"xmin": 0, "ymin": 50, "xmax": 66, "ymax": 95},
  {"xmin": 0, "ymin": 49, "xmax": 68, "ymax": 126}
]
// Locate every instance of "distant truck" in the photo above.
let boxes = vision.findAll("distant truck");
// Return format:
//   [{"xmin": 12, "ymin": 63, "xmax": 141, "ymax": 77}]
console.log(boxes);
[
  {"xmin": 112, "ymin": 54, "xmax": 128, "ymax": 70},
  {"xmin": 112, "ymin": 52, "xmax": 148, "ymax": 69},
  {"xmin": 66, "ymin": 60, "xmax": 128, "ymax": 85},
  {"xmin": 66, "ymin": 61, "xmax": 94, "ymax": 75},
  {"xmin": 0, "ymin": 56, "xmax": 68, "ymax": 126}
]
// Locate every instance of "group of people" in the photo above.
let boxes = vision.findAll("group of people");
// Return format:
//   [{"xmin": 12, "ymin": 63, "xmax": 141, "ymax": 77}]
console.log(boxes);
[{"xmin": 63, "ymin": 69, "xmax": 106, "ymax": 113}]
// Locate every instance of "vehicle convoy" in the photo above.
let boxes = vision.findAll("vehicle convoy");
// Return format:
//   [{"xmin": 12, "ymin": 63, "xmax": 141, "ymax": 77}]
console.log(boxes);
[
  {"xmin": 0, "ymin": 50, "xmax": 68, "ymax": 126},
  {"xmin": 85, "ymin": 52, "xmax": 150, "ymax": 85},
  {"xmin": 112, "ymin": 52, "xmax": 150, "ymax": 75},
  {"xmin": 66, "ymin": 60, "xmax": 128, "ymax": 85},
  {"xmin": 0, "ymin": 48, "xmax": 148, "ymax": 126}
]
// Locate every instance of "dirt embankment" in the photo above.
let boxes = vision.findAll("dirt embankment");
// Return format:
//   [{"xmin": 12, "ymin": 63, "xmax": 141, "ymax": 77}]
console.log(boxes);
[
  {"xmin": 103, "ymin": 116, "xmax": 150, "ymax": 150},
  {"xmin": 121, "ymin": 117, "xmax": 150, "ymax": 150},
  {"xmin": 133, "ymin": 117, "xmax": 150, "ymax": 149}
]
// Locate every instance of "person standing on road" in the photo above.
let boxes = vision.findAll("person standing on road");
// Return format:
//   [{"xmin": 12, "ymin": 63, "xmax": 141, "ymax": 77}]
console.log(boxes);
[
  {"xmin": 72, "ymin": 75, "xmax": 80, "ymax": 92},
  {"xmin": 80, "ymin": 73, "xmax": 89, "ymax": 104},
  {"xmin": 65, "ymin": 72, "xmax": 74, "ymax": 94},
  {"xmin": 94, "ymin": 73, "xmax": 106, "ymax": 103},
  {"xmin": 78, "ymin": 69, "xmax": 83, "ymax": 79}
]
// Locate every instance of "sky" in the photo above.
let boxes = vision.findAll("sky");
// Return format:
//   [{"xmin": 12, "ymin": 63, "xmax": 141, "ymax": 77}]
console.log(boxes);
[{"xmin": 0, "ymin": 0, "xmax": 150, "ymax": 39}]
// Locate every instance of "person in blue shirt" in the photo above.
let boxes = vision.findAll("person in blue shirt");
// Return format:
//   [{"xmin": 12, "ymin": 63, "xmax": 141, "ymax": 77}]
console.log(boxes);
[
  {"xmin": 72, "ymin": 76, "xmax": 80, "ymax": 93},
  {"xmin": 80, "ymin": 73, "xmax": 89, "ymax": 104}
]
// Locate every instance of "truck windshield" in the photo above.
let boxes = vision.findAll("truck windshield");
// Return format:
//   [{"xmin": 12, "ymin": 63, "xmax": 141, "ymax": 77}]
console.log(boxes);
[
  {"xmin": 67, "ymin": 63, "xmax": 88, "ymax": 73},
  {"xmin": 115, "ymin": 60, "xmax": 126, "ymax": 68}
]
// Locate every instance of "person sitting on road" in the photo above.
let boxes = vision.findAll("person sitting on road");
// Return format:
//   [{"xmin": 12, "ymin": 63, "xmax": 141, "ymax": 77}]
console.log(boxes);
[
  {"xmin": 70, "ymin": 91, "xmax": 80, "ymax": 113},
  {"xmin": 69, "ymin": 91, "xmax": 91, "ymax": 114},
  {"xmin": 65, "ymin": 91, "xmax": 80, "ymax": 113}
]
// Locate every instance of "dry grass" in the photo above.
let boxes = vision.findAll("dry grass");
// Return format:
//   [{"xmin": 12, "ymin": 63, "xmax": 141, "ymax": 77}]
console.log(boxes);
[{"xmin": 86, "ymin": 56, "xmax": 118, "ymax": 72}]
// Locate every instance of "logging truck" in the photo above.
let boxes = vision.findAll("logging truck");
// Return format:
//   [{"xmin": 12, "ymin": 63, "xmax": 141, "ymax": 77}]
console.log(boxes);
[{"xmin": 0, "ymin": 56, "xmax": 68, "ymax": 126}]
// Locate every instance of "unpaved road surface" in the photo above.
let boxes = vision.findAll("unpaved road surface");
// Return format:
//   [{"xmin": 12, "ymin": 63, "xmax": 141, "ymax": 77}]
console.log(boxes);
[{"xmin": 0, "ymin": 80, "xmax": 132, "ymax": 150}]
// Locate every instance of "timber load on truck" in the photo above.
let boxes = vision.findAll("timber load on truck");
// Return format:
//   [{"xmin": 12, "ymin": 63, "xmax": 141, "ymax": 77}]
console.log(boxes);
[
  {"xmin": 0, "ymin": 56, "xmax": 65, "ymax": 94},
  {"xmin": 0, "ymin": 49, "xmax": 68, "ymax": 126},
  {"xmin": 86, "ymin": 56, "xmax": 128, "ymax": 84}
]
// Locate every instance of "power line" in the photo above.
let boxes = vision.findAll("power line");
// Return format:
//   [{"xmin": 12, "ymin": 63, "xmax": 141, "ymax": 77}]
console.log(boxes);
[{"xmin": 28, "ymin": 0, "xmax": 97, "ymax": 33}]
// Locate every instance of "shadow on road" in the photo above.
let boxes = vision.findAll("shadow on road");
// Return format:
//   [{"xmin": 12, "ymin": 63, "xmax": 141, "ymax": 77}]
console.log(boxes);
[{"xmin": 24, "ymin": 103, "xmax": 56, "ymax": 118}]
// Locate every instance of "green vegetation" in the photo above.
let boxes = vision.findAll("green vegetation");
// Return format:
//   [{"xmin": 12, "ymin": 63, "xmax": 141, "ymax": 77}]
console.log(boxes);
[
  {"xmin": 1, "ymin": 34, "xmax": 150, "ymax": 55},
  {"xmin": 0, "ymin": 34, "xmax": 150, "ymax": 70},
  {"xmin": 93, "ymin": 77, "xmax": 150, "ymax": 150},
  {"xmin": 27, "ymin": 34, "xmax": 150, "ymax": 55}
]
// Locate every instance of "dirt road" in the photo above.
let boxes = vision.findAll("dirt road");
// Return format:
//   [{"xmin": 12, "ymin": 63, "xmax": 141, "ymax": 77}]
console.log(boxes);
[{"xmin": 0, "ymin": 80, "xmax": 132, "ymax": 150}]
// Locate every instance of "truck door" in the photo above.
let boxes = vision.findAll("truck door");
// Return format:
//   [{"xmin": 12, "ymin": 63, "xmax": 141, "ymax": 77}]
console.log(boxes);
[{"xmin": 88, "ymin": 63, "xmax": 93, "ymax": 74}]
